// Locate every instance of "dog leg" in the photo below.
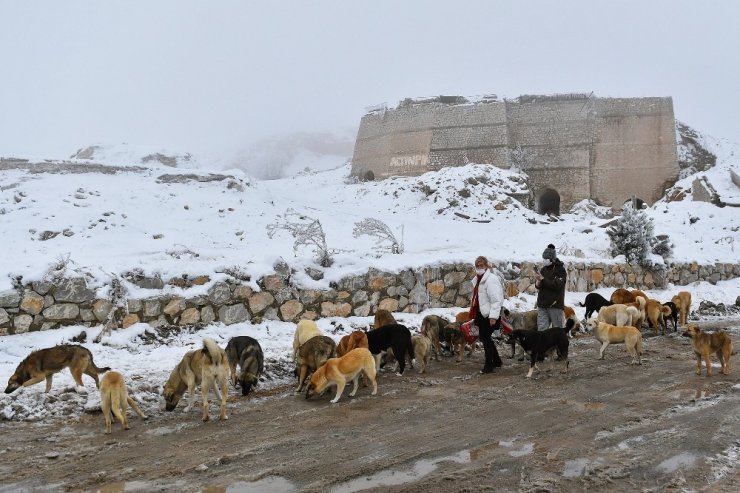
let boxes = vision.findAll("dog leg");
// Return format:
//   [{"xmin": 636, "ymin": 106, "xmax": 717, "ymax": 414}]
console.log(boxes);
[
  {"xmin": 70, "ymin": 367, "xmax": 87, "ymax": 394},
  {"xmin": 331, "ymin": 380, "xmax": 346, "ymax": 404},
  {"xmin": 184, "ymin": 374, "xmax": 197, "ymax": 413},
  {"xmin": 599, "ymin": 341, "xmax": 609, "ymax": 360},
  {"xmin": 349, "ymin": 376, "xmax": 360, "ymax": 397},
  {"xmin": 43, "ymin": 374, "xmax": 54, "ymax": 393},
  {"xmin": 374, "ymin": 353, "xmax": 382, "ymax": 373},
  {"xmin": 296, "ymin": 365, "xmax": 308, "ymax": 392},
  {"xmin": 101, "ymin": 394, "xmax": 112, "ymax": 434},
  {"xmin": 201, "ymin": 376, "xmax": 212, "ymax": 422},
  {"xmin": 694, "ymin": 353, "xmax": 702, "ymax": 375},
  {"xmin": 218, "ymin": 373, "xmax": 228, "ymax": 421},
  {"xmin": 703, "ymin": 351, "xmax": 712, "ymax": 376}
]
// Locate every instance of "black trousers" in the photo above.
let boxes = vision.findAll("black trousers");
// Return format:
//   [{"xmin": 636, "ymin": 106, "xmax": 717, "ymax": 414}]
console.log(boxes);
[{"xmin": 475, "ymin": 310, "xmax": 503, "ymax": 370}]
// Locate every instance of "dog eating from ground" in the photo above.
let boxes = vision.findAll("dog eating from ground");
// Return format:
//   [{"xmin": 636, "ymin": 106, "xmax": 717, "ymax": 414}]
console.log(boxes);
[
  {"xmin": 578, "ymin": 293, "xmax": 613, "ymax": 320},
  {"xmin": 366, "ymin": 323, "xmax": 413, "ymax": 375},
  {"xmin": 295, "ymin": 335, "xmax": 337, "ymax": 392},
  {"xmin": 420, "ymin": 314, "xmax": 449, "ymax": 360},
  {"xmin": 586, "ymin": 318, "xmax": 642, "ymax": 364},
  {"xmin": 373, "ymin": 309, "xmax": 397, "ymax": 329},
  {"xmin": 337, "ymin": 330, "xmax": 369, "ymax": 357},
  {"xmin": 99, "ymin": 371, "xmax": 147, "ymax": 434},
  {"xmin": 292, "ymin": 319, "xmax": 323, "ymax": 361},
  {"xmin": 305, "ymin": 348, "xmax": 378, "ymax": 403},
  {"xmin": 440, "ymin": 321, "xmax": 475, "ymax": 362},
  {"xmin": 4, "ymin": 345, "xmax": 110, "ymax": 395},
  {"xmin": 411, "ymin": 334, "xmax": 432, "ymax": 373},
  {"xmin": 163, "ymin": 337, "xmax": 229, "ymax": 422},
  {"xmin": 507, "ymin": 319, "xmax": 573, "ymax": 378},
  {"xmin": 596, "ymin": 303, "xmax": 640, "ymax": 328},
  {"xmin": 645, "ymin": 299, "xmax": 672, "ymax": 335},
  {"xmin": 225, "ymin": 336, "xmax": 264, "ymax": 395},
  {"xmin": 610, "ymin": 288, "xmax": 636, "ymax": 305},
  {"xmin": 682, "ymin": 324, "xmax": 733, "ymax": 376},
  {"xmin": 671, "ymin": 291, "xmax": 692, "ymax": 326},
  {"xmin": 663, "ymin": 301, "xmax": 679, "ymax": 331}
]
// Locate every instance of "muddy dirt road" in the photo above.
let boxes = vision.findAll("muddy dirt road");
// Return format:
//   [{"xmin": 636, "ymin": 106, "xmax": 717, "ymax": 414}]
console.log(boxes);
[{"xmin": 1, "ymin": 319, "xmax": 738, "ymax": 493}]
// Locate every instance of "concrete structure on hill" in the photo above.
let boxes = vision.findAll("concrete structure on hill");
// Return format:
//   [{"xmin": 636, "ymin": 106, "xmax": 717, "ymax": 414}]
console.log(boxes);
[{"xmin": 350, "ymin": 94, "xmax": 679, "ymax": 214}]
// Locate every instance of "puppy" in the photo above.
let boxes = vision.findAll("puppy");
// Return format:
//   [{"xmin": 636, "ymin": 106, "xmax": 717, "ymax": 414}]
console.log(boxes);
[
  {"xmin": 292, "ymin": 319, "xmax": 322, "ymax": 361},
  {"xmin": 374, "ymin": 309, "xmax": 397, "ymax": 329},
  {"xmin": 295, "ymin": 335, "xmax": 337, "ymax": 392},
  {"xmin": 420, "ymin": 314, "xmax": 449, "ymax": 360},
  {"xmin": 305, "ymin": 348, "xmax": 378, "ymax": 403},
  {"xmin": 99, "ymin": 371, "xmax": 147, "ymax": 434},
  {"xmin": 671, "ymin": 291, "xmax": 692, "ymax": 326},
  {"xmin": 337, "ymin": 330, "xmax": 369, "ymax": 357},
  {"xmin": 586, "ymin": 318, "xmax": 642, "ymax": 364},
  {"xmin": 411, "ymin": 334, "xmax": 432, "ymax": 373},
  {"xmin": 507, "ymin": 319, "xmax": 573, "ymax": 378},
  {"xmin": 163, "ymin": 338, "xmax": 229, "ymax": 422},
  {"xmin": 4, "ymin": 345, "xmax": 110, "ymax": 395},
  {"xmin": 645, "ymin": 299, "xmax": 672, "ymax": 335},
  {"xmin": 682, "ymin": 324, "xmax": 733, "ymax": 376},
  {"xmin": 366, "ymin": 323, "xmax": 413, "ymax": 375}
]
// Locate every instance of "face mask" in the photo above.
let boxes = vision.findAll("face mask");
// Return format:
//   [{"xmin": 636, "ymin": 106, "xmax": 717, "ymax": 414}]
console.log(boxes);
[{"xmin": 475, "ymin": 268, "xmax": 486, "ymax": 275}]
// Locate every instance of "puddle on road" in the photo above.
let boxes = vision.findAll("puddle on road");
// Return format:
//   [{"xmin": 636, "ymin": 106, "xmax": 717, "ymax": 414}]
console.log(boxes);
[
  {"xmin": 656, "ymin": 452, "xmax": 696, "ymax": 473},
  {"xmin": 90, "ymin": 481, "xmax": 151, "ymax": 493},
  {"xmin": 328, "ymin": 450, "xmax": 470, "ymax": 493},
  {"xmin": 203, "ymin": 476, "xmax": 296, "ymax": 493},
  {"xmin": 499, "ymin": 439, "xmax": 535, "ymax": 457}
]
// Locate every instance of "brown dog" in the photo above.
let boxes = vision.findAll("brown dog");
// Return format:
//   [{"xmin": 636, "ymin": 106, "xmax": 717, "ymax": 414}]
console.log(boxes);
[
  {"xmin": 337, "ymin": 331, "xmax": 369, "ymax": 357},
  {"xmin": 411, "ymin": 334, "xmax": 432, "ymax": 373},
  {"xmin": 374, "ymin": 309, "xmax": 397, "ymax": 329},
  {"xmin": 295, "ymin": 335, "xmax": 337, "ymax": 392},
  {"xmin": 682, "ymin": 324, "xmax": 733, "ymax": 376},
  {"xmin": 4, "ymin": 345, "xmax": 110, "ymax": 395},
  {"xmin": 645, "ymin": 299, "xmax": 672, "ymax": 335},
  {"xmin": 420, "ymin": 315, "xmax": 449, "ymax": 360},
  {"xmin": 610, "ymin": 288, "xmax": 636, "ymax": 305},
  {"xmin": 672, "ymin": 291, "xmax": 692, "ymax": 326},
  {"xmin": 630, "ymin": 289, "xmax": 649, "ymax": 303},
  {"xmin": 99, "ymin": 371, "xmax": 147, "ymax": 434}
]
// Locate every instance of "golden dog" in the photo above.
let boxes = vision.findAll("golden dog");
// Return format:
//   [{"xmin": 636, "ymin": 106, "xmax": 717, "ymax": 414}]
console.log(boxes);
[
  {"xmin": 596, "ymin": 303, "xmax": 639, "ymax": 328},
  {"xmin": 99, "ymin": 371, "xmax": 147, "ymax": 434},
  {"xmin": 337, "ymin": 331, "xmax": 369, "ymax": 357},
  {"xmin": 586, "ymin": 319, "xmax": 642, "ymax": 364},
  {"xmin": 411, "ymin": 334, "xmax": 432, "ymax": 373},
  {"xmin": 373, "ymin": 309, "xmax": 397, "ymax": 329},
  {"xmin": 163, "ymin": 338, "xmax": 229, "ymax": 422},
  {"xmin": 305, "ymin": 348, "xmax": 378, "ymax": 403},
  {"xmin": 4, "ymin": 345, "xmax": 110, "ymax": 395},
  {"xmin": 645, "ymin": 299, "xmax": 672, "ymax": 335},
  {"xmin": 610, "ymin": 288, "xmax": 636, "ymax": 305},
  {"xmin": 671, "ymin": 291, "xmax": 692, "ymax": 326},
  {"xmin": 292, "ymin": 319, "xmax": 323, "ymax": 361},
  {"xmin": 682, "ymin": 324, "xmax": 733, "ymax": 376},
  {"xmin": 622, "ymin": 296, "xmax": 647, "ymax": 329}
]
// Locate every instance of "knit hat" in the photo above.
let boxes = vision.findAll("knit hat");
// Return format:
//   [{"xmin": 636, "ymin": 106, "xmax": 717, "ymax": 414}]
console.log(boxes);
[{"xmin": 542, "ymin": 244, "xmax": 557, "ymax": 260}]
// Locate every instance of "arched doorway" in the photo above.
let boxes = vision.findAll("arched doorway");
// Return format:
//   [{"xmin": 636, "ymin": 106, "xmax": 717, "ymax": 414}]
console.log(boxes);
[{"xmin": 538, "ymin": 189, "xmax": 561, "ymax": 215}]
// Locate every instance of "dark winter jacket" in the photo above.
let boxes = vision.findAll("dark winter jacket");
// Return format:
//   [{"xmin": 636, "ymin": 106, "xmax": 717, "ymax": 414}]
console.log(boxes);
[{"xmin": 536, "ymin": 259, "xmax": 567, "ymax": 309}]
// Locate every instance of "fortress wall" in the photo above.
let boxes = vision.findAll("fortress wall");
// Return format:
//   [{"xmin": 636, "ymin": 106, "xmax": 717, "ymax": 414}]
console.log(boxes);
[{"xmin": 591, "ymin": 97, "xmax": 678, "ymax": 208}]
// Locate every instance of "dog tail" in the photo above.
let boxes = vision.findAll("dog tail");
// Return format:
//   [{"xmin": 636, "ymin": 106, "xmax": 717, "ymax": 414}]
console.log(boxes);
[
  {"xmin": 202, "ymin": 338, "xmax": 225, "ymax": 366},
  {"xmin": 660, "ymin": 305, "xmax": 672, "ymax": 317},
  {"xmin": 91, "ymin": 361, "xmax": 111, "ymax": 374},
  {"xmin": 577, "ymin": 301, "xmax": 585, "ymax": 307}
]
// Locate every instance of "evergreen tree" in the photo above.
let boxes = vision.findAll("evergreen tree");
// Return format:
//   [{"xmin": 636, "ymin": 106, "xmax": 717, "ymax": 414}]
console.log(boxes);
[{"xmin": 606, "ymin": 202, "xmax": 655, "ymax": 266}]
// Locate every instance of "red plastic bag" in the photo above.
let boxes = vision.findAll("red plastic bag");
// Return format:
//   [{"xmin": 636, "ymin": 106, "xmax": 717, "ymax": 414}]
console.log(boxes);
[{"xmin": 460, "ymin": 321, "xmax": 479, "ymax": 344}]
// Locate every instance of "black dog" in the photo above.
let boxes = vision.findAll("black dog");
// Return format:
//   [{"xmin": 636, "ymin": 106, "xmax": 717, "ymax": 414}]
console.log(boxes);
[
  {"xmin": 578, "ymin": 293, "xmax": 613, "ymax": 320},
  {"xmin": 225, "ymin": 336, "xmax": 264, "ymax": 395},
  {"xmin": 663, "ymin": 301, "xmax": 679, "ymax": 332},
  {"xmin": 366, "ymin": 324, "xmax": 413, "ymax": 375},
  {"xmin": 507, "ymin": 319, "xmax": 573, "ymax": 378}
]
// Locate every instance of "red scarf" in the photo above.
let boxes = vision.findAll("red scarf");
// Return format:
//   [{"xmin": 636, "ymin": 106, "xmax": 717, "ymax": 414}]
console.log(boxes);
[{"xmin": 469, "ymin": 274, "xmax": 483, "ymax": 319}]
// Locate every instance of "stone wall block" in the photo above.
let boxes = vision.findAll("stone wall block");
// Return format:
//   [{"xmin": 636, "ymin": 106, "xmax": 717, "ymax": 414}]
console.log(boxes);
[
  {"xmin": 20, "ymin": 292, "xmax": 45, "ymax": 315},
  {"xmin": 353, "ymin": 303, "xmax": 371, "ymax": 317},
  {"xmin": 80, "ymin": 309, "xmax": 96, "ymax": 322},
  {"xmin": 249, "ymin": 292, "xmax": 275, "ymax": 315},
  {"xmin": 0, "ymin": 308, "xmax": 10, "ymax": 325},
  {"xmin": 320, "ymin": 301, "xmax": 352, "ymax": 318},
  {"xmin": 378, "ymin": 298, "xmax": 399, "ymax": 312},
  {"xmin": 208, "ymin": 282, "xmax": 232, "ymax": 305},
  {"xmin": 426, "ymin": 280, "xmax": 445, "ymax": 299},
  {"xmin": 143, "ymin": 299, "xmax": 161, "ymax": 318},
  {"xmin": 122, "ymin": 314, "xmax": 140, "ymax": 328},
  {"xmin": 279, "ymin": 300, "xmax": 303, "ymax": 321},
  {"xmin": 201, "ymin": 306, "xmax": 216, "ymax": 324},
  {"xmin": 179, "ymin": 307, "xmax": 201, "ymax": 325},
  {"xmin": 14, "ymin": 314, "xmax": 33, "ymax": 333},
  {"xmin": 218, "ymin": 303, "xmax": 250, "ymax": 325},
  {"xmin": 444, "ymin": 271, "xmax": 468, "ymax": 287},
  {"xmin": 92, "ymin": 299, "xmax": 114, "ymax": 322},
  {"xmin": 262, "ymin": 275, "xmax": 286, "ymax": 292},
  {"xmin": 127, "ymin": 299, "xmax": 143, "ymax": 313},
  {"xmin": 31, "ymin": 281, "xmax": 53, "ymax": 295},
  {"xmin": 233, "ymin": 285, "xmax": 253, "ymax": 301},
  {"xmin": 43, "ymin": 304, "xmax": 80, "ymax": 321},
  {"xmin": 0, "ymin": 291, "xmax": 21, "ymax": 308},
  {"xmin": 53, "ymin": 278, "xmax": 95, "ymax": 303},
  {"xmin": 164, "ymin": 298, "xmax": 187, "ymax": 318}
]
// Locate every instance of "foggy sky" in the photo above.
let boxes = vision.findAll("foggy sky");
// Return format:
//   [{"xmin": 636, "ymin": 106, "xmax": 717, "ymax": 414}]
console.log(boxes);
[{"xmin": 1, "ymin": 0, "xmax": 738, "ymax": 160}]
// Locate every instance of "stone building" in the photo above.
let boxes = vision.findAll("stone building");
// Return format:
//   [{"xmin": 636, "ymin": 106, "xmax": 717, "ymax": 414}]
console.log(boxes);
[{"xmin": 351, "ymin": 94, "xmax": 679, "ymax": 213}]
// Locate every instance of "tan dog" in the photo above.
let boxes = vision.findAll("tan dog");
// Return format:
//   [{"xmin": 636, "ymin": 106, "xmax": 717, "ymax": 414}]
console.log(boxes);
[
  {"xmin": 682, "ymin": 324, "xmax": 733, "ymax": 376},
  {"xmin": 296, "ymin": 335, "xmax": 337, "ymax": 392},
  {"xmin": 420, "ymin": 315, "xmax": 449, "ymax": 360},
  {"xmin": 671, "ymin": 291, "xmax": 692, "ymax": 326},
  {"xmin": 630, "ymin": 289, "xmax": 649, "ymax": 303},
  {"xmin": 374, "ymin": 309, "xmax": 397, "ymax": 329},
  {"xmin": 292, "ymin": 319, "xmax": 323, "ymax": 361},
  {"xmin": 305, "ymin": 348, "xmax": 378, "ymax": 403},
  {"xmin": 610, "ymin": 288, "xmax": 636, "ymax": 305},
  {"xmin": 337, "ymin": 331, "xmax": 369, "ymax": 357},
  {"xmin": 411, "ymin": 334, "xmax": 432, "ymax": 373},
  {"xmin": 622, "ymin": 296, "xmax": 647, "ymax": 329},
  {"xmin": 163, "ymin": 338, "xmax": 229, "ymax": 422},
  {"xmin": 596, "ymin": 303, "xmax": 639, "ymax": 327},
  {"xmin": 586, "ymin": 319, "xmax": 642, "ymax": 364},
  {"xmin": 645, "ymin": 299, "xmax": 672, "ymax": 335},
  {"xmin": 99, "ymin": 371, "xmax": 147, "ymax": 434},
  {"xmin": 4, "ymin": 345, "xmax": 110, "ymax": 395}
]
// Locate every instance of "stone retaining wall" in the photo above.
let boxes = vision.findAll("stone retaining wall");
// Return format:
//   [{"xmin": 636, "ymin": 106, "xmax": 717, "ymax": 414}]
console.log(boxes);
[{"xmin": 1, "ymin": 261, "xmax": 738, "ymax": 335}]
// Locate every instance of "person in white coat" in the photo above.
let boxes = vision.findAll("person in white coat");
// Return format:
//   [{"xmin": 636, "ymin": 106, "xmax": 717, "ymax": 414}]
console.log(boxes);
[{"xmin": 469, "ymin": 256, "xmax": 504, "ymax": 373}]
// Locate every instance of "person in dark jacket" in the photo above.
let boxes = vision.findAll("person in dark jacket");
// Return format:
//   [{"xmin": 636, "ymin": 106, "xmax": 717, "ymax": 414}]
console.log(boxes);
[{"xmin": 534, "ymin": 244, "xmax": 566, "ymax": 331}]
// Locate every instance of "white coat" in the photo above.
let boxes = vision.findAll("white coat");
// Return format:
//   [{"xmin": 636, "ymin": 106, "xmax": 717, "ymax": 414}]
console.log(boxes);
[{"xmin": 471, "ymin": 270, "xmax": 504, "ymax": 319}]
